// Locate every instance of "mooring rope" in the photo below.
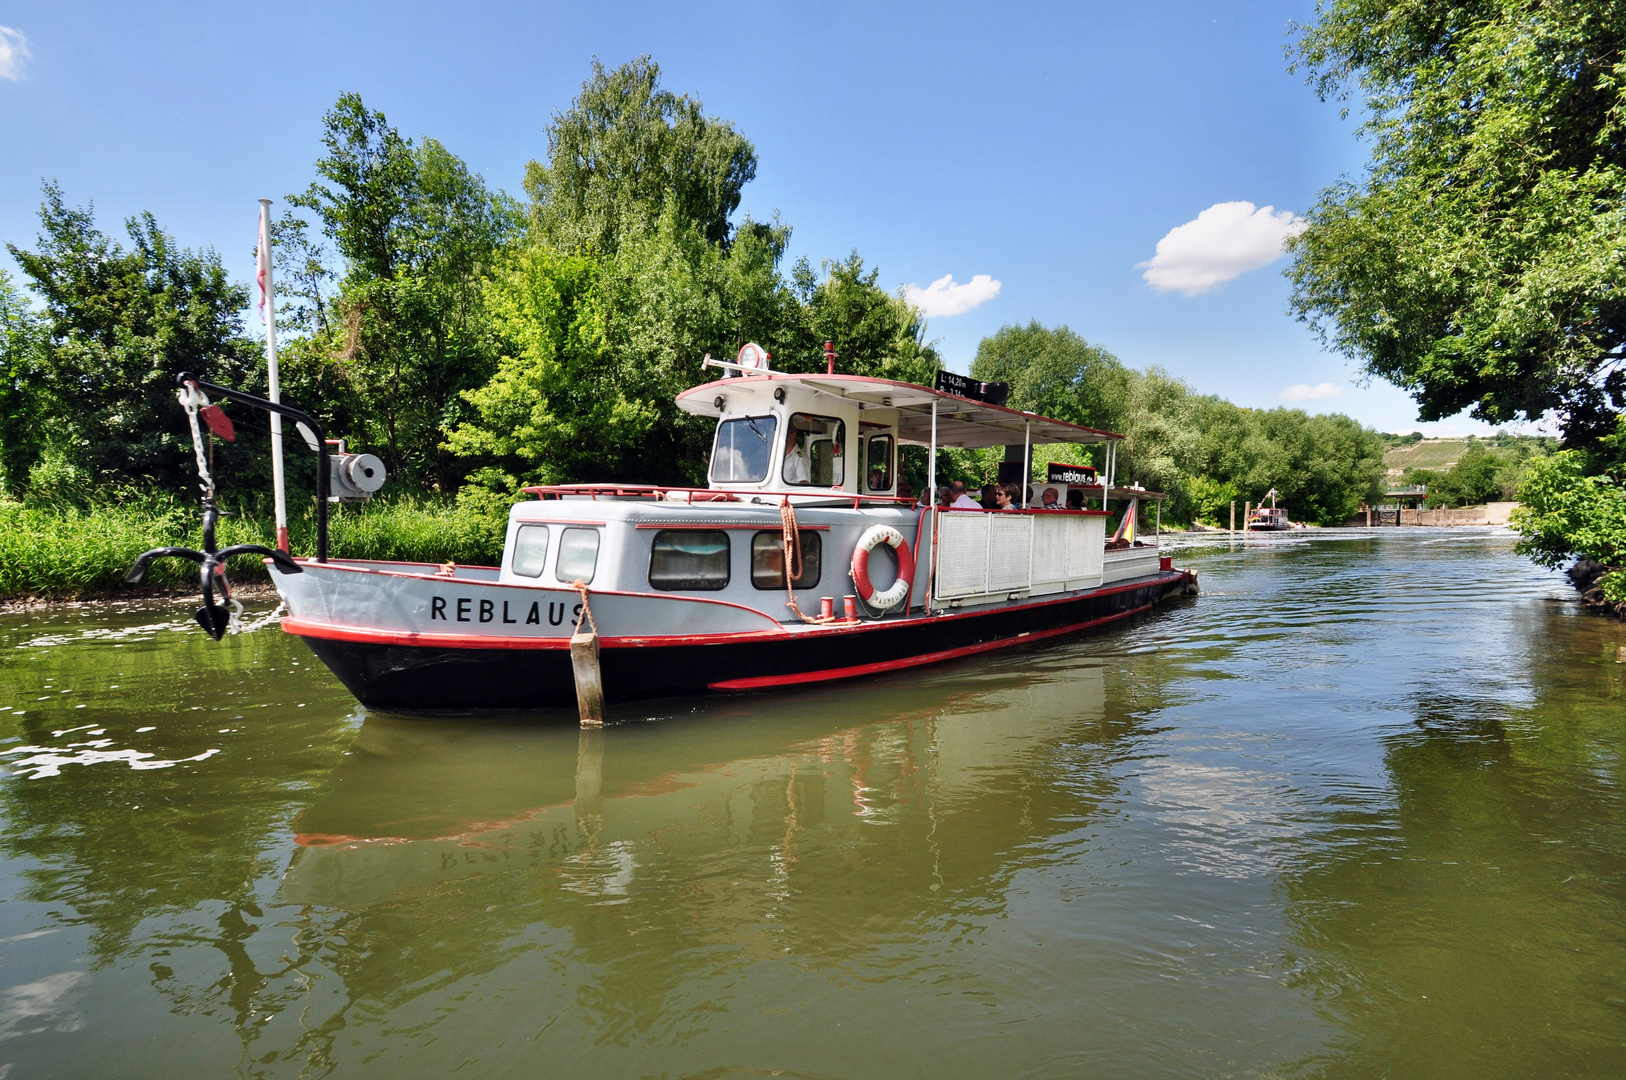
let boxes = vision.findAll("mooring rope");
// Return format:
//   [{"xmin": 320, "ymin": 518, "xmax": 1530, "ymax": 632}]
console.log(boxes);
[
  {"xmin": 779, "ymin": 498, "xmax": 856, "ymax": 625},
  {"xmin": 571, "ymin": 579, "xmax": 598, "ymax": 636}
]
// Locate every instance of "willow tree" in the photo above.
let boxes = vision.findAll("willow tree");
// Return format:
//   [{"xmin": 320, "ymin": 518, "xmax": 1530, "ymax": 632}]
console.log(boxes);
[{"xmin": 1287, "ymin": 0, "xmax": 1626, "ymax": 445}]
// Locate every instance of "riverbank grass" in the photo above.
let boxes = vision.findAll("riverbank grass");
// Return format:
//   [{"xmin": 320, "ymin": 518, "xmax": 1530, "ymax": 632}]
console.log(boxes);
[{"xmin": 0, "ymin": 495, "xmax": 507, "ymax": 602}]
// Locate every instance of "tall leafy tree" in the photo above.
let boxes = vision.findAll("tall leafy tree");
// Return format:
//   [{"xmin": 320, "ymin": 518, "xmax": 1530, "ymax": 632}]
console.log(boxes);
[
  {"xmin": 1287, "ymin": 0, "xmax": 1626, "ymax": 444},
  {"xmin": 289, "ymin": 93, "xmax": 517, "ymax": 488},
  {"xmin": 971, "ymin": 321, "xmax": 1129, "ymax": 433},
  {"xmin": 0, "ymin": 270, "xmax": 50, "ymax": 495},
  {"xmin": 6, "ymin": 183, "xmax": 262, "ymax": 493},
  {"xmin": 525, "ymin": 56, "xmax": 758, "ymax": 253}
]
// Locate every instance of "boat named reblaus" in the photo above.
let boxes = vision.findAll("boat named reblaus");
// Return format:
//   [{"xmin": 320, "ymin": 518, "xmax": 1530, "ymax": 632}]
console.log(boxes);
[{"xmin": 262, "ymin": 344, "xmax": 1196, "ymax": 709}]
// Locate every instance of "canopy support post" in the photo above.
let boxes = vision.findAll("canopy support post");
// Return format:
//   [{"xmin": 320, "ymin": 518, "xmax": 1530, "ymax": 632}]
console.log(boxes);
[
  {"xmin": 1022, "ymin": 421, "xmax": 1031, "ymax": 507},
  {"xmin": 928, "ymin": 399, "xmax": 937, "ymax": 496}
]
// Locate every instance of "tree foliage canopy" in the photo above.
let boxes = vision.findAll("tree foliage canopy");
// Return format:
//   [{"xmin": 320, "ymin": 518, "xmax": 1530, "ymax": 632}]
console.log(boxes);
[
  {"xmin": 5, "ymin": 184, "xmax": 262, "ymax": 494},
  {"xmin": 970, "ymin": 321, "xmax": 1385, "ymax": 524},
  {"xmin": 1288, "ymin": 0, "xmax": 1626, "ymax": 443},
  {"xmin": 525, "ymin": 56, "xmax": 758, "ymax": 253}
]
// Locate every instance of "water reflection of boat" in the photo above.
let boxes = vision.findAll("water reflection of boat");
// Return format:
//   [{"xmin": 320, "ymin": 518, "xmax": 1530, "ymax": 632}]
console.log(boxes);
[
  {"xmin": 269, "ymin": 349, "xmax": 1194, "ymax": 709},
  {"xmin": 279, "ymin": 662, "xmax": 1108, "ymax": 910}
]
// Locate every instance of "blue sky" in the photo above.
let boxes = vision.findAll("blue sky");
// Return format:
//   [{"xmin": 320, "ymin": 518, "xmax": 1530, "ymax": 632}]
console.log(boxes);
[{"xmin": 0, "ymin": 1, "xmax": 1512, "ymax": 435}]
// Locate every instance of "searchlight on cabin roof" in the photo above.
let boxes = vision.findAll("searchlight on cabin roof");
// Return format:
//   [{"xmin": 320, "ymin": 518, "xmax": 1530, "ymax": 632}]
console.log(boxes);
[{"xmin": 735, "ymin": 342, "xmax": 770, "ymax": 373}]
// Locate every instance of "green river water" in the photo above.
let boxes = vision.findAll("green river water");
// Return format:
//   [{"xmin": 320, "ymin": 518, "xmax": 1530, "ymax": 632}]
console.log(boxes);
[{"xmin": 0, "ymin": 529, "xmax": 1622, "ymax": 1078}]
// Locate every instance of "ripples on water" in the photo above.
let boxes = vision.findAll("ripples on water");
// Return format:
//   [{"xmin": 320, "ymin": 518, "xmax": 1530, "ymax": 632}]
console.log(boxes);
[{"xmin": 0, "ymin": 529, "xmax": 1621, "ymax": 1078}]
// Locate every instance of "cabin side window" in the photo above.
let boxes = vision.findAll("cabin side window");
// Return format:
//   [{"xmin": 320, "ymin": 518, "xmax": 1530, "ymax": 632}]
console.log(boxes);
[
  {"xmin": 782, "ymin": 413, "xmax": 845, "ymax": 487},
  {"xmin": 510, "ymin": 524, "xmax": 550, "ymax": 577},
  {"xmin": 555, "ymin": 527, "xmax": 600, "ymax": 584},
  {"xmin": 711, "ymin": 415, "xmax": 778, "ymax": 483},
  {"xmin": 750, "ymin": 531, "xmax": 822, "ymax": 590},
  {"xmin": 864, "ymin": 434, "xmax": 893, "ymax": 492},
  {"xmin": 648, "ymin": 530, "xmax": 731, "ymax": 591}
]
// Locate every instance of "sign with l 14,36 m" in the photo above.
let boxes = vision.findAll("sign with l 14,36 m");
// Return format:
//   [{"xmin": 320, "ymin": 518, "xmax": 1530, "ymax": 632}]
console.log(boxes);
[
  {"xmin": 934, "ymin": 371, "xmax": 1009, "ymax": 406},
  {"xmin": 1048, "ymin": 463, "xmax": 1097, "ymax": 484}
]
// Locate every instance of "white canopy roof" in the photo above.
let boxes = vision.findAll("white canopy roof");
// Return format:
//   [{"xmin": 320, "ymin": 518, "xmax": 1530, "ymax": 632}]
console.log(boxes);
[{"xmin": 675, "ymin": 373, "xmax": 1121, "ymax": 449}]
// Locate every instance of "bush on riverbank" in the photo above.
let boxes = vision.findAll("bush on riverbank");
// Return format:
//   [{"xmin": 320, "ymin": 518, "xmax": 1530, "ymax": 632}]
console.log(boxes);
[
  {"xmin": 1511, "ymin": 451, "xmax": 1626, "ymax": 617},
  {"xmin": 0, "ymin": 494, "xmax": 508, "ymax": 602}
]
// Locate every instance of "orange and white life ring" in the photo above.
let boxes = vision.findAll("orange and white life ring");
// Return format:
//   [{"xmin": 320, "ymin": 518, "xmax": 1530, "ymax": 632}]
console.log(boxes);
[{"xmin": 851, "ymin": 525, "xmax": 914, "ymax": 611}]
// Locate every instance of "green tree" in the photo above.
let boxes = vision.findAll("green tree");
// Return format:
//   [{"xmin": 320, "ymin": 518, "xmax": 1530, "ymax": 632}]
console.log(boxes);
[
  {"xmin": 0, "ymin": 270, "xmax": 50, "ymax": 495},
  {"xmin": 289, "ymin": 93, "xmax": 517, "ymax": 488},
  {"xmin": 525, "ymin": 56, "xmax": 758, "ymax": 254},
  {"xmin": 1288, "ymin": 0, "xmax": 1626, "ymax": 445},
  {"xmin": 1412, "ymin": 441, "xmax": 1505, "ymax": 507},
  {"xmin": 1253, "ymin": 409, "xmax": 1386, "ymax": 524},
  {"xmin": 6, "ymin": 183, "xmax": 262, "ymax": 494},
  {"xmin": 1512, "ymin": 450, "xmax": 1626, "ymax": 602},
  {"xmin": 451, "ymin": 59, "xmax": 938, "ymax": 496},
  {"xmin": 971, "ymin": 321, "xmax": 1129, "ymax": 433}
]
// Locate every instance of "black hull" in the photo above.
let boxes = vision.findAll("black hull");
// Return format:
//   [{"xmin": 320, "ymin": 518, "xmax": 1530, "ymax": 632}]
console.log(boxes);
[{"xmin": 296, "ymin": 571, "xmax": 1194, "ymax": 711}]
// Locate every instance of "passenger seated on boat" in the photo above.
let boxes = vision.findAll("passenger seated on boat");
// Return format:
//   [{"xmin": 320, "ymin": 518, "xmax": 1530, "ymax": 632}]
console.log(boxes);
[
  {"xmin": 980, "ymin": 484, "xmax": 999, "ymax": 509},
  {"xmin": 995, "ymin": 484, "xmax": 1020, "ymax": 510},
  {"xmin": 936, "ymin": 486, "xmax": 953, "ymax": 508},
  {"xmin": 869, "ymin": 468, "xmax": 885, "ymax": 490},
  {"xmin": 949, "ymin": 481, "xmax": 980, "ymax": 509},
  {"xmin": 1039, "ymin": 486, "xmax": 1061, "ymax": 509},
  {"xmin": 1066, "ymin": 489, "xmax": 1085, "ymax": 510}
]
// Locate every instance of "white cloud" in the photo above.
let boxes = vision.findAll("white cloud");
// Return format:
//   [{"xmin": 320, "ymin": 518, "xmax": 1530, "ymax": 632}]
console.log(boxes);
[
  {"xmin": 0, "ymin": 27, "xmax": 31, "ymax": 82},
  {"xmin": 1140, "ymin": 201, "xmax": 1305, "ymax": 296},
  {"xmin": 1278, "ymin": 382, "xmax": 1344, "ymax": 402},
  {"xmin": 904, "ymin": 273, "xmax": 1001, "ymax": 318}
]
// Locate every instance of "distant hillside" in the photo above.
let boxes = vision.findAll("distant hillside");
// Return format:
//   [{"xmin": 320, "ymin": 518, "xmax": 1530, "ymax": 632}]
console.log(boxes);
[
  {"xmin": 1381, "ymin": 434, "xmax": 1556, "ymax": 480},
  {"xmin": 1383, "ymin": 438, "xmax": 1473, "ymax": 474}
]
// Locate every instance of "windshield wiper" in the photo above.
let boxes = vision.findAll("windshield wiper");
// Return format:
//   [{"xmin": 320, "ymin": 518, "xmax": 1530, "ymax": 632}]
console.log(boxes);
[{"xmin": 746, "ymin": 419, "xmax": 768, "ymax": 441}]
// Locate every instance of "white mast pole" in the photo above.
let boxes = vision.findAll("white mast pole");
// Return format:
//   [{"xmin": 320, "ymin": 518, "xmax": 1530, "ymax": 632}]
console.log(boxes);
[{"xmin": 259, "ymin": 199, "xmax": 288, "ymax": 553}]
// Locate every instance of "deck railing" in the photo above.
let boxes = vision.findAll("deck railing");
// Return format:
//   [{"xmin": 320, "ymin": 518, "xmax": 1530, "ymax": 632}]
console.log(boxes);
[{"xmin": 931, "ymin": 510, "xmax": 1108, "ymax": 607}]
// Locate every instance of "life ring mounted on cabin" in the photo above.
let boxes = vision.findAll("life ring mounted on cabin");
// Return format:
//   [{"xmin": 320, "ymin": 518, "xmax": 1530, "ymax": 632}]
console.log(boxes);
[{"xmin": 851, "ymin": 525, "xmax": 914, "ymax": 613}]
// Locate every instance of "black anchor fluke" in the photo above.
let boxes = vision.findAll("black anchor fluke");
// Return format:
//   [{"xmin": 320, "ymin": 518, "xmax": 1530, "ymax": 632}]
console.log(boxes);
[{"xmin": 125, "ymin": 502, "xmax": 302, "ymax": 641}]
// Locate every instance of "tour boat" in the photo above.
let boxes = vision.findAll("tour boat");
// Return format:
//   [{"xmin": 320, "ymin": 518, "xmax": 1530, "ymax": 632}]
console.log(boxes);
[
  {"xmin": 1246, "ymin": 489, "xmax": 1292, "ymax": 531},
  {"xmin": 145, "ymin": 348, "xmax": 1196, "ymax": 712}
]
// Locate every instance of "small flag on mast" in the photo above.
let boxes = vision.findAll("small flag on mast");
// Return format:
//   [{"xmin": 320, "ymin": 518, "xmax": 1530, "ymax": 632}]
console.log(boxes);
[{"xmin": 257, "ymin": 212, "xmax": 272, "ymax": 322}]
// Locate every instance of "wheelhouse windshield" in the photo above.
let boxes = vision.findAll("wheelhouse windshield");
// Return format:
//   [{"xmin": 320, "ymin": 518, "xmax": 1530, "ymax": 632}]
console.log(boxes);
[{"xmin": 710, "ymin": 415, "xmax": 778, "ymax": 483}]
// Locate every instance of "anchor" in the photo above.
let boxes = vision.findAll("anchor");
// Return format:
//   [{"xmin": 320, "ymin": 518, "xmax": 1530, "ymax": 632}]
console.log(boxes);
[
  {"xmin": 125, "ymin": 373, "xmax": 323, "ymax": 639},
  {"xmin": 125, "ymin": 500, "xmax": 302, "ymax": 640}
]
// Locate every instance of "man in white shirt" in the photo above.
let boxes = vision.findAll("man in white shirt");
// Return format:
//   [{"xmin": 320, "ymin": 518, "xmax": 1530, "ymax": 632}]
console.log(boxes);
[
  {"xmin": 949, "ymin": 481, "xmax": 981, "ymax": 509},
  {"xmin": 783, "ymin": 429, "xmax": 811, "ymax": 484}
]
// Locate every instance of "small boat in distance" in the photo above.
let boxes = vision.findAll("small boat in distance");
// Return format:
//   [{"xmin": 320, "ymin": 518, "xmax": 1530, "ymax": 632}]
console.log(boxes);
[{"xmin": 1246, "ymin": 489, "xmax": 1292, "ymax": 531}]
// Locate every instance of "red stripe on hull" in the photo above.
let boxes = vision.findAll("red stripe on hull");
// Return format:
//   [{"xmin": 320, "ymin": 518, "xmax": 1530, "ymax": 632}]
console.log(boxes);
[{"xmin": 707, "ymin": 602, "xmax": 1153, "ymax": 690}]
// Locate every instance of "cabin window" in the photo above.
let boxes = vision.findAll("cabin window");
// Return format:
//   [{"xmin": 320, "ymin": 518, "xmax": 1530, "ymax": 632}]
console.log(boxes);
[
  {"xmin": 649, "ymin": 530, "xmax": 731, "ymax": 591},
  {"xmin": 750, "ymin": 531, "xmax": 822, "ymax": 590},
  {"xmin": 555, "ymin": 527, "xmax": 600, "ymax": 584},
  {"xmin": 782, "ymin": 413, "xmax": 845, "ymax": 487},
  {"xmin": 864, "ymin": 434, "xmax": 894, "ymax": 492},
  {"xmin": 510, "ymin": 524, "xmax": 550, "ymax": 578},
  {"xmin": 711, "ymin": 415, "xmax": 778, "ymax": 483}
]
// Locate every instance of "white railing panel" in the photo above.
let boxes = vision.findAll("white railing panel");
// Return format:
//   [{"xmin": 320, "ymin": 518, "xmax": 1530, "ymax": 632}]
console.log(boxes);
[
  {"xmin": 1067, "ymin": 516, "xmax": 1106, "ymax": 587},
  {"xmin": 987, "ymin": 515, "xmax": 1032, "ymax": 592},
  {"xmin": 1031, "ymin": 515, "xmax": 1070, "ymax": 592},
  {"xmin": 935, "ymin": 512, "xmax": 990, "ymax": 599}
]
